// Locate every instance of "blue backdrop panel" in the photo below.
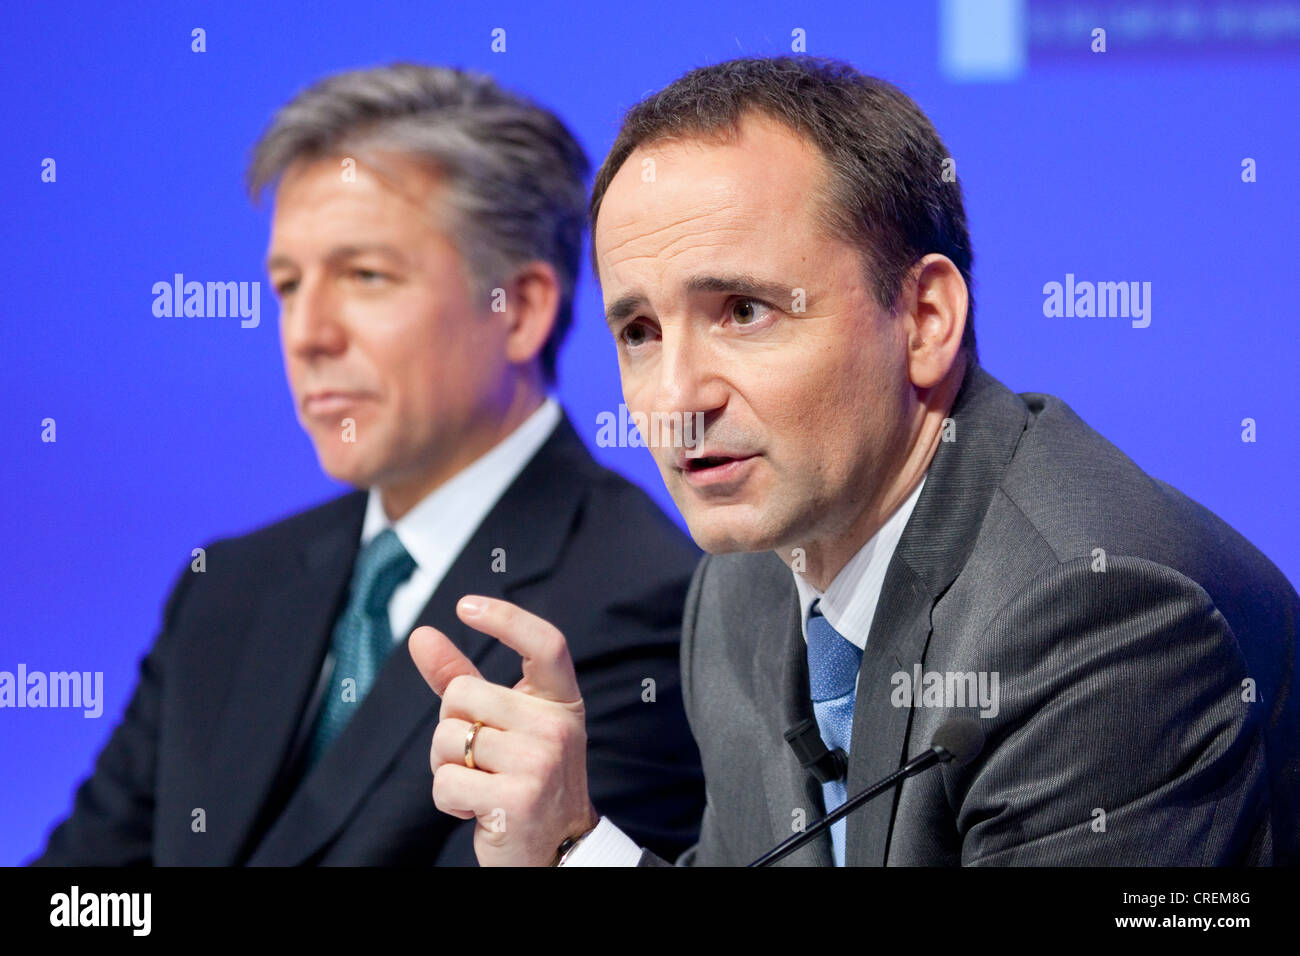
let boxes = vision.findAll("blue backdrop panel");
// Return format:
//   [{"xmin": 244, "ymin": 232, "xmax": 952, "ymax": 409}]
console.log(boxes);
[{"xmin": 2, "ymin": 0, "xmax": 1296, "ymax": 863}]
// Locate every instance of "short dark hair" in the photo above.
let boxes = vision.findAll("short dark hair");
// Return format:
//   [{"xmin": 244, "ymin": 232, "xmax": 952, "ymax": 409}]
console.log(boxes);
[
  {"xmin": 589, "ymin": 55, "xmax": 977, "ymax": 367},
  {"xmin": 247, "ymin": 62, "xmax": 590, "ymax": 384}
]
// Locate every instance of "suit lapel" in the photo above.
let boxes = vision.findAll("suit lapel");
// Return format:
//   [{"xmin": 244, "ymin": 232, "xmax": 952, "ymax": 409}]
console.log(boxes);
[
  {"xmin": 247, "ymin": 415, "xmax": 592, "ymax": 865},
  {"xmin": 195, "ymin": 493, "xmax": 366, "ymax": 866},
  {"xmin": 751, "ymin": 580, "xmax": 834, "ymax": 866},
  {"xmin": 844, "ymin": 365, "xmax": 1030, "ymax": 866},
  {"xmin": 844, "ymin": 563, "xmax": 932, "ymax": 866}
]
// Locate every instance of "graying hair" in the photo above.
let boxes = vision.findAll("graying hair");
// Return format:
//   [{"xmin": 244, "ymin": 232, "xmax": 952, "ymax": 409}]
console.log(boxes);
[{"xmin": 246, "ymin": 62, "xmax": 590, "ymax": 383}]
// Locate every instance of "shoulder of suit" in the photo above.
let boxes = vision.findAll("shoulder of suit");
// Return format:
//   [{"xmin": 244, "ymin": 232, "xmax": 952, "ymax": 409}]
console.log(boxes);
[
  {"xmin": 994, "ymin": 382, "xmax": 1291, "ymax": 598},
  {"xmin": 1002, "ymin": 386, "xmax": 1186, "ymax": 546},
  {"xmin": 195, "ymin": 490, "xmax": 366, "ymax": 559}
]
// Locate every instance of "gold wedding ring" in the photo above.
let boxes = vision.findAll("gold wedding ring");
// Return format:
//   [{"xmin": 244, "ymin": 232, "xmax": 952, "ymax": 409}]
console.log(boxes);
[{"xmin": 464, "ymin": 720, "xmax": 484, "ymax": 770}]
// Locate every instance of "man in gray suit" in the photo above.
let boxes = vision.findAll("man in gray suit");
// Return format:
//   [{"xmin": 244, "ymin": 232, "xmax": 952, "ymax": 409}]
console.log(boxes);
[{"xmin": 409, "ymin": 56, "xmax": 1298, "ymax": 866}]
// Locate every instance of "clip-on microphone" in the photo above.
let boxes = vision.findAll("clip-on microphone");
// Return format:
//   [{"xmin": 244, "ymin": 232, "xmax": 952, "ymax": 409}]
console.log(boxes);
[{"xmin": 784, "ymin": 718, "xmax": 847, "ymax": 784}]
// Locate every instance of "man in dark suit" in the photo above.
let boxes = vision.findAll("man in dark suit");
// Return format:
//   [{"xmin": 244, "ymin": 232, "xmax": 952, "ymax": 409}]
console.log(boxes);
[
  {"xmin": 410, "ymin": 56, "xmax": 1298, "ymax": 866},
  {"xmin": 31, "ymin": 63, "xmax": 704, "ymax": 866}
]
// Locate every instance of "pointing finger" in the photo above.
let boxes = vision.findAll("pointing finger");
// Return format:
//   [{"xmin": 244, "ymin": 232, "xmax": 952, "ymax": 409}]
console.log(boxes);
[
  {"xmin": 408, "ymin": 624, "xmax": 484, "ymax": 698},
  {"xmin": 455, "ymin": 596, "xmax": 581, "ymax": 703}
]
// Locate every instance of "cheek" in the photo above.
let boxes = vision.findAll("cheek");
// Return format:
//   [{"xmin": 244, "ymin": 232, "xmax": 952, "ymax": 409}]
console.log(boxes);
[
  {"xmin": 282, "ymin": 355, "xmax": 302, "ymax": 394},
  {"xmin": 621, "ymin": 371, "xmax": 650, "ymax": 410},
  {"xmin": 761, "ymin": 360, "xmax": 841, "ymax": 436},
  {"xmin": 618, "ymin": 360, "xmax": 660, "ymax": 424},
  {"xmin": 758, "ymin": 359, "xmax": 871, "ymax": 481}
]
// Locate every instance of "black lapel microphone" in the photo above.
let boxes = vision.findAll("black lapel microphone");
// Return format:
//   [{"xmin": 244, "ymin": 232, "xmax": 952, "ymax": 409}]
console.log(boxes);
[
  {"xmin": 750, "ymin": 716, "xmax": 986, "ymax": 867},
  {"xmin": 784, "ymin": 718, "xmax": 848, "ymax": 783}
]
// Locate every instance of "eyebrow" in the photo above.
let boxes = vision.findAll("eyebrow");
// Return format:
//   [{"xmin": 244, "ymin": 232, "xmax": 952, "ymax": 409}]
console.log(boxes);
[
  {"xmin": 265, "ymin": 243, "xmax": 411, "ymax": 273},
  {"xmin": 604, "ymin": 273, "xmax": 796, "ymax": 328}
]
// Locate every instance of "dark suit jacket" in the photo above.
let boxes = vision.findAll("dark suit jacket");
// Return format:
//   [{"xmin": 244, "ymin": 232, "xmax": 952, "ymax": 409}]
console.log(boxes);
[
  {"xmin": 644, "ymin": 364, "xmax": 1298, "ymax": 866},
  {"xmin": 33, "ymin": 414, "xmax": 706, "ymax": 865}
]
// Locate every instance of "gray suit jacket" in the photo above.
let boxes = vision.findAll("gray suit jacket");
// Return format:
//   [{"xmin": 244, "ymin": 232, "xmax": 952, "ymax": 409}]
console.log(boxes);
[{"xmin": 643, "ymin": 364, "xmax": 1298, "ymax": 866}]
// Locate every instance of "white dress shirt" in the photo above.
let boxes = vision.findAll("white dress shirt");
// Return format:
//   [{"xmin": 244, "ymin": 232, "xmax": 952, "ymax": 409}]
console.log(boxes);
[
  {"xmin": 289, "ymin": 398, "xmax": 561, "ymax": 763},
  {"xmin": 364, "ymin": 397, "xmax": 562, "ymax": 642},
  {"xmin": 791, "ymin": 473, "xmax": 927, "ymax": 649},
  {"xmin": 563, "ymin": 471, "xmax": 928, "ymax": 866}
]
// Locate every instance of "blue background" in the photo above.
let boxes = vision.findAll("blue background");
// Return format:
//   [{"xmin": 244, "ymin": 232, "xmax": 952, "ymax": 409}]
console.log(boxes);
[{"xmin": 2, "ymin": 0, "xmax": 1297, "ymax": 864}]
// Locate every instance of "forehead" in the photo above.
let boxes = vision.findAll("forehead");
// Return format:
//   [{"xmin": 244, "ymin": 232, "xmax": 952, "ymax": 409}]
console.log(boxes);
[
  {"xmin": 270, "ymin": 152, "xmax": 445, "ymax": 239},
  {"xmin": 594, "ymin": 113, "xmax": 829, "ymax": 282}
]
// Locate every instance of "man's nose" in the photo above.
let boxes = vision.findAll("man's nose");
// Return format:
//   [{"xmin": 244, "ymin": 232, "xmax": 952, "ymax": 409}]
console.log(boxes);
[
  {"xmin": 281, "ymin": 275, "xmax": 346, "ymax": 358},
  {"xmin": 651, "ymin": 325, "xmax": 727, "ymax": 442}
]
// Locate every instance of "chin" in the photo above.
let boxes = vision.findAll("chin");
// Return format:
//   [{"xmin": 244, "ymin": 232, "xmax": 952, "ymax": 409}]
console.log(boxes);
[
  {"xmin": 314, "ymin": 451, "xmax": 377, "ymax": 489},
  {"xmin": 683, "ymin": 511, "xmax": 781, "ymax": 556}
]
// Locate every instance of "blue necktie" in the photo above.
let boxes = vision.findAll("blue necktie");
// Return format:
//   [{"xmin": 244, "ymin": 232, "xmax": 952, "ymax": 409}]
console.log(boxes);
[
  {"xmin": 307, "ymin": 528, "xmax": 416, "ymax": 768},
  {"xmin": 806, "ymin": 600, "xmax": 863, "ymax": 866}
]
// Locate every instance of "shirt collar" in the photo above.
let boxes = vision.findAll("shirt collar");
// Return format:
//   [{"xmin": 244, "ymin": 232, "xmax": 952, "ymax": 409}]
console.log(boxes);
[
  {"xmin": 792, "ymin": 471, "xmax": 928, "ymax": 651},
  {"xmin": 360, "ymin": 397, "xmax": 562, "ymax": 571}
]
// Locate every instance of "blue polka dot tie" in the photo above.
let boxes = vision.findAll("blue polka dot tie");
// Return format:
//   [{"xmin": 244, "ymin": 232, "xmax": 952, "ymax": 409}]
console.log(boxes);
[
  {"xmin": 307, "ymin": 528, "xmax": 416, "ymax": 768},
  {"xmin": 806, "ymin": 600, "xmax": 863, "ymax": 866}
]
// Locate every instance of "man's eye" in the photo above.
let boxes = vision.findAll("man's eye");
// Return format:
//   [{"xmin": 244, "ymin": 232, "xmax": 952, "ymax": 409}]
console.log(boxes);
[
  {"xmin": 351, "ymin": 269, "xmax": 387, "ymax": 284},
  {"xmin": 729, "ymin": 297, "xmax": 772, "ymax": 326},
  {"xmin": 621, "ymin": 321, "xmax": 651, "ymax": 348},
  {"xmin": 275, "ymin": 279, "xmax": 299, "ymax": 297}
]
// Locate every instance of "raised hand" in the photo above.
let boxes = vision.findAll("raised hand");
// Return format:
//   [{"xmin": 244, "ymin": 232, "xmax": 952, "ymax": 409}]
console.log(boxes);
[{"xmin": 408, "ymin": 595, "xmax": 599, "ymax": 866}]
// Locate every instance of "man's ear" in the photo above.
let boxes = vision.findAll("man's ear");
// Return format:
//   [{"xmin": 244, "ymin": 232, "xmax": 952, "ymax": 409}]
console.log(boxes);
[
  {"xmin": 903, "ymin": 253, "xmax": 967, "ymax": 390},
  {"xmin": 501, "ymin": 261, "xmax": 560, "ymax": 368}
]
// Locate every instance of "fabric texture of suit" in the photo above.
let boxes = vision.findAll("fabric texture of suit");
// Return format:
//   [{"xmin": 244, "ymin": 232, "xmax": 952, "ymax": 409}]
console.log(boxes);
[
  {"xmin": 643, "ymin": 364, "xmax": 1298, "ymax": 866},
  {"xmin": 33, "ymin": 414, "xmax": 706, "ymax": 865}
]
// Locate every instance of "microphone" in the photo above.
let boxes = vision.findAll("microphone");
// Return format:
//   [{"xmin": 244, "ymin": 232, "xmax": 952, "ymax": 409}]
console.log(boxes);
[
  {"xmin": 749, "ymin": 716, "xmax": 986, "ymax": 867},
  {"xmin": 784, "ymin": 718, "xmax": 848, "ymax": 783}
]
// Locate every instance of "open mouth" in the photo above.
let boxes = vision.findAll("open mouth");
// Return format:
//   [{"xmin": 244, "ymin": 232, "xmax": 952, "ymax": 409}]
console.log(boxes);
[
  {"xmin": 686, "ymin": 456, "xmax": 740, "ymax": 472},
  {"xmin": 679, "ymin": 454, "xmax": 757, "ymax": 487}
]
